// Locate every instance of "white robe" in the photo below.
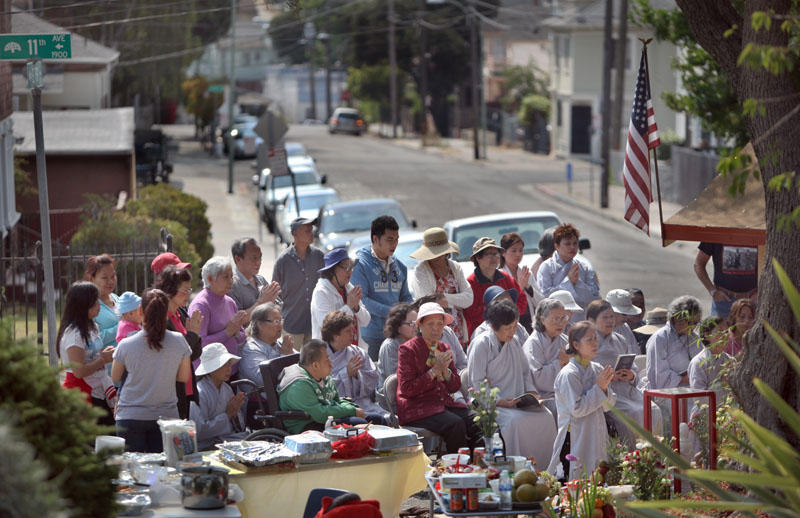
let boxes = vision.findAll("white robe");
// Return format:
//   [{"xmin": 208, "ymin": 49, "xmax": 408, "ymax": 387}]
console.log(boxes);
[
  {"xmin": 688, "ymin": 348, "xmax": 733, "ymax": 414},
  {"xmin": 189, "ymin": 377, "xmax": 248, "ymax": 450},
  {"xmin": 645, "ymin": 322, "xmax": 703, "ymax": 389},
  {"xmin": 521, "ymin": 329, "xmax": 568, "ymax": 421},
  {"xmin": 329, "ymin": 344, "xmax": 388, "ymax": 417},
  {"xmin": 310, "ymin": 278, "xmax": 370, "ymax": 340},
  {"xmin": 467, "ymin": 331, "xmax": 556, "ymax": 465},
  {"xmin": 547, "ymin": 358, "xmax": 616, "ymax": 480}
]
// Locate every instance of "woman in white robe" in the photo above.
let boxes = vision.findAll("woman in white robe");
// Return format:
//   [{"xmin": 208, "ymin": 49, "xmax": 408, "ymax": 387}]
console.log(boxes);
[
  {"xmin": 467, "ymin": 299, "xmax": 556, "ymax": 465},
  {"xmin": 522, "ymin": 298, "xmax": 571, "ymax": 421},
  {"xmin": 548, "ymin": 321, "xmax": 616, "ymax": 480},
  {"xmin": 323, "ymin": 310, "xmax": 388, "ymax": 421}
]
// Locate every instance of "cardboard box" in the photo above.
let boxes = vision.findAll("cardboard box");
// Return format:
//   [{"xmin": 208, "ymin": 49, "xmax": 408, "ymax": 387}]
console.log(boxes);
[{"xmin": 439, "ymin": 472, "xmax": 487, "ymax": 489}]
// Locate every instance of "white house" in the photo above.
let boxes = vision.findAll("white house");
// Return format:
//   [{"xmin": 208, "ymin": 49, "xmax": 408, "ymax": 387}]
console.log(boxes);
[
  {"xmin": 542, "ymin": 0, "xmax": 680, "ymax": 159},
  {"xmin": 10, "ymin": 7, "xmax": 119, "ymax": 111}
]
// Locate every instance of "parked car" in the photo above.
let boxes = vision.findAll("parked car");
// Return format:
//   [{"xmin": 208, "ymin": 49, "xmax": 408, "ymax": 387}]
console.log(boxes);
[
  {"xmin": 328, "ymin": 107, "xmax": 365, "ymax": 136},
  {"xmin": 253, "ymin": 164, "xmax": 328, "ymax": 231},
  {"xmin": 315, "ymin": 198, "xmax": 417, "ymax": 252},
  {"xmin": 442, "ymin": 211, "xmax": 590, "ymax": 273},
  {"xmin": 284, "ymin": 141, "xmax": 315, "ymax": 167},
  {"xmin": 227, "ymin": 120, "xmax": 262, "ymax": 158},
  {"xmin": 274, "ymin": 187, "xmax": 340, "ymax": 244},
  {"xmin": 347, "ymin": 231, "xmax": 425, "ymax": 272}
]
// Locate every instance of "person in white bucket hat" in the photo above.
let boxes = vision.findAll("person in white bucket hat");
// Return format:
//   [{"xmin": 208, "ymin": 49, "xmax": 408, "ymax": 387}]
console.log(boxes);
[
  {"xmin": 605, "ymin": 289, "xmax": 642, "ymax": 349},
  {"xmin": 189, "ymin": 343, "xmax": 248, "ymax": 449},
  {"xmin": 549, "ymin": 289, "xmax": 583, "ymax": 327}
]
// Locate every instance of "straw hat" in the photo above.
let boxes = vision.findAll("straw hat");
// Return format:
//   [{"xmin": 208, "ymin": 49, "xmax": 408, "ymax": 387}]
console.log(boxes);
[
  {"xmin": 195, "ymin": 343, "xmax": 241, "ymax": 376},
  {"xmin": 470, "ymin": 237, "xmax": 503, "ymax": 260},
  {"xmin": 634, "ymin": 307, "xmax": 668, "ymax": 335},
  {"xmin": 416, "ymin": 302, "xmax": 454, "ymax": 325},
  {"xmin": 410, "ymin": 227, "xmax": 459, "ymax": 261},
  {"xmin": 605, "ymin": 289, "xmax": 642, "ymax": 316}
]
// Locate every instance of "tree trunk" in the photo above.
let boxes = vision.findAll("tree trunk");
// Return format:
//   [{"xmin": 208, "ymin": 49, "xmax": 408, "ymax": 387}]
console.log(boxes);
[{"xmin": 675, "ymin": 0, "xmax": 800, "ymax": 442}]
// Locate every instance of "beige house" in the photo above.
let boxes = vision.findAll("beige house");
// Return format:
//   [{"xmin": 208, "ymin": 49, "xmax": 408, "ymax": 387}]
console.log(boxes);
[{"xmin": 542, "ymin": 0, "xmax": 680, "ymax": 159}]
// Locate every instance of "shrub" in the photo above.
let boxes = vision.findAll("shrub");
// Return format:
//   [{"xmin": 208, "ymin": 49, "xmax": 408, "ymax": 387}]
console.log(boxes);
[
  {"xmin": 0, "ymin": 322, "xmax": 119, "ymax": 517},
  {"xmin": 126, "ymin": 183, "xmax": 214, "ymax": 264}
]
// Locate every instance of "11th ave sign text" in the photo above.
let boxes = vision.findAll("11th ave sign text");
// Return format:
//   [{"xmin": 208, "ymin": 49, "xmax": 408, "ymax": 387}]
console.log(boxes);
[{"xmin": 0, "ymin": 33, "xmax": 72, "ymax": 60}]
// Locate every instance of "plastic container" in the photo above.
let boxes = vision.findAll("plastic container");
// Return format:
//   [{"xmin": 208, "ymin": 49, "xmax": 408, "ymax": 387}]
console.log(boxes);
[
  {"xmin": 284, "ymin": 433, "xmax": 333, "ymax": 464},
  {"xmin": 499, "ymin": 469, "xmax": 512, "ymax": 510},
  {"xmin": 492, "ymin": 432, "xmax": 504, "ymax": 459}
]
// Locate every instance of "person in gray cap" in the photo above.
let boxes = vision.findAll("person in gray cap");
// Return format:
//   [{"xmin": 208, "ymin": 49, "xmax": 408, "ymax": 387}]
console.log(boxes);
[{"xmin": 272, "ymin": 217, "xmax": 325, "ymax": 349}]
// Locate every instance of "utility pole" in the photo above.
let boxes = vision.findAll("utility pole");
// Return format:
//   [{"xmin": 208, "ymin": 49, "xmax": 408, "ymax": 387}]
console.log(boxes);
[
  {"xmin": 388, "ymin": 0, "xmax": 398, "ymax": 138},
  {"xmin": 611, "ymin": 0, "xmax": 628, "ymax": 150},
  {"xmin": 600, "ymin": 0, "xmax": 613, "ymax": 208},
  {"xmin": 320, "ymin": 32, "xmax": 332, "ymax": 120},
  {"xmin": 469, "ymin": 0, "xmax": 480, "ymax": 160},
  {"xmin": 419, "ymin": 0, "xmax": 430, "ymax": 143},
  {"xmin": 304, "ymin": 21, "xmax": 317, "ymax": 121},
  {"xmin": 227, "ymin": 0, "xmax": 236, "ymax": 195}
]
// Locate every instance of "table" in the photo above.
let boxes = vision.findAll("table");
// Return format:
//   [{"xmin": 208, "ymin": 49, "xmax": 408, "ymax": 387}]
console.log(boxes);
[
  {"xmin": 643, "ymin": 387, "xmax": 718, "ymax": 493},
  {"xmin": 425, "ymin": 477, "xmax": 542, "ymax": 517},
  {"xmin": 144, "ymin": 504, "xmax": 242, "ymax": 517},
  {"xmin": 208, "ymin": 446, "xmax": 429, "ymax": 518}
]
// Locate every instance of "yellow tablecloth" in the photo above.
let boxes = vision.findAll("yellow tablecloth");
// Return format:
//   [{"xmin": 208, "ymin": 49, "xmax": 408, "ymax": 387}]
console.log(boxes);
[{"xmin": 209, "ymin": 447, "xmax": 429, "ymax": 518}]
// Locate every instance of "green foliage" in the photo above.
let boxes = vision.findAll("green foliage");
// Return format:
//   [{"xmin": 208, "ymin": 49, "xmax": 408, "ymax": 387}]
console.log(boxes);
[
  {"xmin": 613, "ymin": 259, "xmax": 800, "ymax": 518},
  {"xmin": 0, "ymin": 412, "xmax": 66, "ymax": 517},
  {"xmin": 632, "ymin": 0, "xmax": 749, "ymax": 146},
  {"xmin": 619, "ymin": 441, "xmax": 671, "ymax": 500},
  {"xmin": 13, "ymin": 156, "xmax": 36, "ymax": 200},
  {"xmin": 518, "ymin": 94, "xmax": 551, "ymax": 127},
  {"xmin": 470, "ymin": 378, "xmax": 500, "ymax": 439},
  {"xmin": 498, "ymin": 65, "xmax": 549, "ymax": 114},
  {"xmin": 126, "ymin": 184, "xmax": 213, "ymax": 265},
  {"xmin": 267, "ymin": 8, "xmax": 307, "ymax": 65},
  {"xmin": 182, "ymin": 75, "xmax": 224, "ymax": 129},
  {"xmin": 346, "ymin": 64, "xmax": 413, "ymax": 122},
  {"xmin": 0, "ymin": 322, "xmax": 119, "ymax": 517}
]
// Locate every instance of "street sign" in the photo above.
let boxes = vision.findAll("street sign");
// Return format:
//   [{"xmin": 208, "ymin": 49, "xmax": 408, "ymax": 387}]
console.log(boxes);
[
  {"xmin": 207, "ymin": 84, "xmax": 224, "ymax": 93},
  {"xmin": 0, "ymin": 34, "xmax": 72, "ymax": 60},
  {"xmin": 268, "ymin": 147, "xmax": 290, "ymax": 177},
  {"xmin": 26, "ymin": 60, "xmax": 42, "ymax": 88},
  {"xmin": 254, "ymin": 111, "xmax": 288, "ymax": 148}
]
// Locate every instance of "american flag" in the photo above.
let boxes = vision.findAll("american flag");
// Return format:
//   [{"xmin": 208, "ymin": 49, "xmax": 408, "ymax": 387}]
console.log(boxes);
[{"xmin": 622, "ymin": 48, "xmax": 660, "ymax": 235}]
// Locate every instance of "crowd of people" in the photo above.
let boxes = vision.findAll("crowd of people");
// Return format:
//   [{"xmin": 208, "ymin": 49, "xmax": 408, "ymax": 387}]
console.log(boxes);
[{"xmin": 56, "ymin": 214, "xmax": 755, "ymax": 478}]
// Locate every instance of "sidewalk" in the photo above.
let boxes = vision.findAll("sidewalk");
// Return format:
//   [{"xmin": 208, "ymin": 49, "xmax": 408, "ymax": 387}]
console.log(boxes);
[{"xmin": 369, "ymin": 127, "xmax": 684, "ymax": 244}]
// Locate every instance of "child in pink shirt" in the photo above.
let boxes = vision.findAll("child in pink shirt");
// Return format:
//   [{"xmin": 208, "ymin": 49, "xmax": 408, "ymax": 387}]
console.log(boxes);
[{"xmin": 116, "ymin": 291, "xmax": 143, "ymax": 343}]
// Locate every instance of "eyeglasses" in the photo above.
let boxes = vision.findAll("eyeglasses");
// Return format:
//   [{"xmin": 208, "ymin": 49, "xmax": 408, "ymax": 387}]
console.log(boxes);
[
  {"xmin": 264, "ymin": 318, "xmax": 284, "ymax": 324},
  {"xmin": 546, "ymin": 315, "xmax": 570, "ymax": 323},
  {"xmin": 337, "ymin": 263, "xmax": 354, "ymax": 273},
  {"xmin": 178, "ymin": 288, "xmax": 192, "ymax": 294},
  {"xmin": 402, "ymin": 321, "xmax": 417, "ymax": 326}
]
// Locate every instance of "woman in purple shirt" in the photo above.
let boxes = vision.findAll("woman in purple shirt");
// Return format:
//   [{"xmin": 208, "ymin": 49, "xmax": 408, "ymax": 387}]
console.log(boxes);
[{"xmin": 188, "ymin": 257, "xmax": 248, "ymax": 377}]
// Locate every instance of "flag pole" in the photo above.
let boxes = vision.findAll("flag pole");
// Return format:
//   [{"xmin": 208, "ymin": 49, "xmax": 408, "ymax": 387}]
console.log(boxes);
[{"xmin": 640, "ymin": 38, "xmax": 665, "ymax": 246}]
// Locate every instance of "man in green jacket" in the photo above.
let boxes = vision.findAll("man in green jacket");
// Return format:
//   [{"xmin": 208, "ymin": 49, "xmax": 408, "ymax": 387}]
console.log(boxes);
[{"xmin": 277, "ymin": 339, "xmax": 366, "ymax": 433}]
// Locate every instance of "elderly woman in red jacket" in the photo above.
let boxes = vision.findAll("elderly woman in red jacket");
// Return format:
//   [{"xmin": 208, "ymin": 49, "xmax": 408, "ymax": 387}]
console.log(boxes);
[{"xmin": 396, "ymin": 302, "xmax": 483, "ymax": 453}]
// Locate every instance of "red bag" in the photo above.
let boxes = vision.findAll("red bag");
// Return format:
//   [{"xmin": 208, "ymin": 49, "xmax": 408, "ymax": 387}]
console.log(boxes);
[
  {"xmin": 330, "ymin": 431, "xmax": 376, "ymax": 460},
  {"xmin": 314, "ymin": 495, "xmax": 382, "ymax": 518}
]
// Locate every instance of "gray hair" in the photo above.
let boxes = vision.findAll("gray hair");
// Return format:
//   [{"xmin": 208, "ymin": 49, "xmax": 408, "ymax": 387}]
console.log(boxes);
[
  {"xmin": 231, "ymin": 237, "xmax": 258, "ymax": 259},
  {"xmin": 534, "ymin": 298, "xmax": 565, "ymax": 332},
  {"xmin": 248, "ymin": 302, "xmax": 282, "ymax": 338},
  {"xmin": 201, "ymin": 256, "xmax": 232, "ymax": 288},
  {"xmin": 668, "ymin": 295, "xmax": 702, "ymax": 324}
]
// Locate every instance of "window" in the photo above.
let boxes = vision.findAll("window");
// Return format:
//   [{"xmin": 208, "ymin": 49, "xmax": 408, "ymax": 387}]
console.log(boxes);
[{"xmin": 557, "ymin": 100, "xmax": 562, "ymax": 127}]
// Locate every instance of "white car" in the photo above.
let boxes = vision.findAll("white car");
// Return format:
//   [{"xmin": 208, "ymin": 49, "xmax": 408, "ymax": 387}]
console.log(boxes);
[
  {"xmin": 252, "ymin": 163, "xmax": 328, "ymax": 231},
  {"xmin": 285, "ymin": 141, "xmax": 315, "ymax": 168},
  {"xmin": 274, "ymin": 187, "xmax": 340, "ymax": 244},
  {"xmin": 347, "ymin": 231, "xmax": 425, "ymax": 272},
  {"xmin": 443, "ymin": 212, "xmax": 566, "ymax": 273}
]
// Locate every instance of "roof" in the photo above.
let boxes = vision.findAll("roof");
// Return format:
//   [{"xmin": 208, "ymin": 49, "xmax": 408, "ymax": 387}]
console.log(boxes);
[
  {"xmin": 11, "ymin": 7, "xmax": 120, "ymax": 65},
  {"xmin": 661, "ymin": 144, "xmax": 765, "ymax": 247},
  {"xmin": 322, "ymin": 198, "xmax": 401, "ymax": 210},
  {"xmin": 443, "ymin": 211, "xmax": 561, "ymax": 228},
  {"xmin": 12, "ymin": 108, "xmax": 134, "ymax": 155},
  {"xmin": 542, "ymin": 0, "xmax": 676, "ymax": 31}
]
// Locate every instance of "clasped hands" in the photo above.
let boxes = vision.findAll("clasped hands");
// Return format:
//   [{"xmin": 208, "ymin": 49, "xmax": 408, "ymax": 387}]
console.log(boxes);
[{"xmin": 429, "ymin": 350, "xmax": 452, "ymax": 381}]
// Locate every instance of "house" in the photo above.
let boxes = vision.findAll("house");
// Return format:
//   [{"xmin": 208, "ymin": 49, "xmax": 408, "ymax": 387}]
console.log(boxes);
[
  {"xmin": 10, "ymin": 7, "xmax": 119, "ymax": 111},
  {"xmin": 12, "ymin": 108, "xmax": 135, "ymax": 245},
  {"xmin": 542, "ymin": 0, "xmax": 680, "ymax": 159}
]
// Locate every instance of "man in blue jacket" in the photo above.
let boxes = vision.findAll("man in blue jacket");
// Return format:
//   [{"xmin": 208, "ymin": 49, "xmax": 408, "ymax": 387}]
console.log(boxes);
[{"xmin": 350, "ymin": 215, "xmax": 414, "ymax": 361}]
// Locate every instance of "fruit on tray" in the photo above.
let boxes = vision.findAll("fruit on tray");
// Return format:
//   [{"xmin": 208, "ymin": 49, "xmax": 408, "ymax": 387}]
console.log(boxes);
[
  {"xmin": 515, "ymin": 483, "xmax": 550, "ymax": 503},
  {"xmin": 513, "ymin": 468, "xmax": 537, "ymax": 488}
]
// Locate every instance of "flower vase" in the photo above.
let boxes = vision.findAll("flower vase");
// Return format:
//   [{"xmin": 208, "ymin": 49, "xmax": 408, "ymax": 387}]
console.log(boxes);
[{"xmin": 483, "ymin": 437, "xmax": 494, "ymax": 465}]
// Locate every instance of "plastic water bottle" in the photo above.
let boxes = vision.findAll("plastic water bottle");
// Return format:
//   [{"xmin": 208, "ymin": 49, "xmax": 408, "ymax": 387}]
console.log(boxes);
[
  {"xmin": 325, "ymin": 415, "xmax": 334, "ymax": 429},
  {"xmin": 499, "ymin": 469, "xmax": 512, "ymax": 510},
  {"xmin": 492, "ymin": 431, "xmax": 504, "ymax": 459}
]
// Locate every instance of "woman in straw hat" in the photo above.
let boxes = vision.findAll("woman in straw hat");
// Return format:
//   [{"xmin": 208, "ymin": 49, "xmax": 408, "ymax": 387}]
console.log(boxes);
[{"xmin": 409, "ymin": 227, "xmax": 472, "ymax": 345}]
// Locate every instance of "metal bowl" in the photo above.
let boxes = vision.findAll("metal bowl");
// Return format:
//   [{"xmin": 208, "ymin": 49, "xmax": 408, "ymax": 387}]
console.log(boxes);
[{"xmin": 180, "ymin": 466, "xmax": 229, "ymax": 510}]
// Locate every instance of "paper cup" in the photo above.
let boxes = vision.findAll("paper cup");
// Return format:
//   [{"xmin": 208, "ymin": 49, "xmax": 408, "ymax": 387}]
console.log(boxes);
[{"xmin": 95, "ymin": 435, "xmax": 125, "ymax": 453}]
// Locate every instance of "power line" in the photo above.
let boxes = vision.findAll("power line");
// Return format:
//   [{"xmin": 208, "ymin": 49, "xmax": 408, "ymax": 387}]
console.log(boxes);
[{"xmin": 61, "ymin": 5, "xmax": 231, "ymax": 30}]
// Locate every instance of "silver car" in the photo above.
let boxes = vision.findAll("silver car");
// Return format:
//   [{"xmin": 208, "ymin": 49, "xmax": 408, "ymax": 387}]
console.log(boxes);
[
  {"xmin": 275, "ymin": 187, "xmax": 340, "ymax": 244},
  {"xmin": 328, "ymin": 107, "xmax": 365, "ymax": 136},
  {"xmin": 252, "ymin": 164, "xmax": 328, "ymax": 231}
]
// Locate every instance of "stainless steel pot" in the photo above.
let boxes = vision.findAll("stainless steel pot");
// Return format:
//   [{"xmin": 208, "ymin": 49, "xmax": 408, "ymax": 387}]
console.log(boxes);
[{"xmin": 180, "ymin": 466, "xmax": 229, "ymax": 510}]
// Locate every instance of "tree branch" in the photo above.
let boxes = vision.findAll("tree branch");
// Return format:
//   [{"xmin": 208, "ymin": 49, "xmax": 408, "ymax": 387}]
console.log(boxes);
[{"xmin": 674, "ymin": 0, "xmax": 743, "ymax": 86}]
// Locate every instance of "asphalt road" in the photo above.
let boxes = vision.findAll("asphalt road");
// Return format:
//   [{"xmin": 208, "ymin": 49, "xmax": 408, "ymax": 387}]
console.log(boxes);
[{"xmin": 276, "ymin": 125, "xmax": 708, "ymax": 312}]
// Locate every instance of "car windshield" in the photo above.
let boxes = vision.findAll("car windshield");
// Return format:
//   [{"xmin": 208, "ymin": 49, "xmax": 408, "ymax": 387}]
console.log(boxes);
[
  {"xmin": 321, "ymin": 204, "xmax": 410, "ymax": 234},
  {"xmin": 451, "ymin": 216, "xmax": 561, "ymax": 261},
  {"xmin": 338, "ymin": 112, "xmax": 359, "ymax": 120},
  {"xmin": 285, "ymin": 144, "xmax": 306, "ymax": 157},
  {"xmin": 270, "ymin": 171, "xmax": 318, "ymax": 189},
  {"xmin": 286, "ymin": 192, "xmax": 339, "ymax": 211}
]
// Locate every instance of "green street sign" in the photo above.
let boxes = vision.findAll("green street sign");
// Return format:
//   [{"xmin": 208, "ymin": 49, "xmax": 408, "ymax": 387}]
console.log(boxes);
[
  {"xmin": 207, "ymin": 85, "xmax": 225, "ymax": 93},
  {"xmin": 0, "ymin": 34, "xmax": 72, "ymax": 60}
]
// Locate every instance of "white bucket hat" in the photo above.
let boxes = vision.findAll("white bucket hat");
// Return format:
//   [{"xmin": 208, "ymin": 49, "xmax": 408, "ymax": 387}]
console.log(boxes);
[
  {"xmin": 195, "ymin": 342, "xmax": 241, "ymax": 376},
  {"xmin": 416, "ymin": 302, "xmax": 455, "ymax": 326},
  {"xmin": 605, "ymin": 289, "xmax": 642, "ymax": 316},
  {"xmin": 549, "ymin": 290, "xmax": 582, "ymax": 312}
]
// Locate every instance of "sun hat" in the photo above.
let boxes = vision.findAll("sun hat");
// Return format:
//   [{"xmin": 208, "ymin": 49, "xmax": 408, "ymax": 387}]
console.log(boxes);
[
  {"xmin": 470, "ymin": 237, "xmax": 503, "ymax": 260},
  {"xmin": 151, "ymin": 252, "xmax": 191, "ymax": 275},
  {"xmin": 483, "ymin": 285, "xmax": 519, "ymax": 307},
  {"xmin": 195, "ymin": 343, "xmax": 241, "ymax": 376},
  {"xmin": 605, "ymin": 289, "xmax": 642, "ymax": 316},
  {"xmin": 549, "ymin": 290, "xmax": 582, "ymax": 312},
  {"xmin": 416, "ymin": 302, "xmax": 455, "ymax": 326},
  {"xmin": 290, "ymin": 217, "xmax": 318, "ymax": 233},
  {"xmin": 318, "ymin": 248, "xmax": 355, "ymax": 273},
  {"xmin": 410, "ymin": 227, "xmax": 459, "ymax": 261},
  {"xmin": 634, "ymin": 307, "xmax": 668, "ymax": 335},
  {"xmin": 117, "ymin": 291, "xmax": 142, "ymax": 316}
]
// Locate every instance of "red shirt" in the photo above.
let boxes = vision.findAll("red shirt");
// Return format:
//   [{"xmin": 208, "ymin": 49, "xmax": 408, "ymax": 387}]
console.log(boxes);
[
  {"xmin": 396, "ymin": 336, "xmax": 464, "ymax": 424},
  {"xmin": 463, "ymin": 269, "xmax": 527, "ymax": 341}
]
